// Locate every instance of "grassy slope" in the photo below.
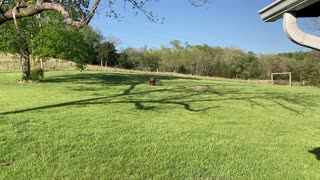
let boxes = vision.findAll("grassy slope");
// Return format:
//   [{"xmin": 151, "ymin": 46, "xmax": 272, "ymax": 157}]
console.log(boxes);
[{"xmin": 0, "ymin": 71, "xmax": 320, "ymax": 179}]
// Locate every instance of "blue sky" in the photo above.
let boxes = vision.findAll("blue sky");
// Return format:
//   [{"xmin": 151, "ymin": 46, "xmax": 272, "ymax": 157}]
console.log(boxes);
[{"xmin": 90, "ymin": 0, "xmax": 310, "ymax": 54}]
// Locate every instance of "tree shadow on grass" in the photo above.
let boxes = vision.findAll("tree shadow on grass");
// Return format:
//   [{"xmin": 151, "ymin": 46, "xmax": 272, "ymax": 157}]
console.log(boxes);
[
  {"xmin": 309, "ymin": 147, "xmax": 320, "ymax": 160},
  {"xmin": 0, "ymin": 89, "xmax": 312, "ymax": 115},
  {"xmin": 0, "ymin": 95, "xmax": 219, "ymax": 115},
  {"xmin": 1, "ymin": 72, "xmax": 318, "ymax": 115},
  {"xmin": 41, "ymin": 72, "xmax": 180, "ymax": 86},
  {"xmin": 0, "ymin": 84, "xmax": 218, "ymax": 115},
  {"xmin": 263, "ymin": 91, "xmax": 319, "ymax": 114}
]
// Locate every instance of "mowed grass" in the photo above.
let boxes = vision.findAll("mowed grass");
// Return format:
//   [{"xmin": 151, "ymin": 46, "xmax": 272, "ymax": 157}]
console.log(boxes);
[{"xmin": 0, "ymin": 71, "xmax": 320, "ymax": 179}]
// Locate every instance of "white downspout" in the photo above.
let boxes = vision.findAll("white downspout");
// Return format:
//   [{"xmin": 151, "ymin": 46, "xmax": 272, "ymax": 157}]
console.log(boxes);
[{"xmin": 283, "ymin": 12, "xmax": 320, "ymax": 50}]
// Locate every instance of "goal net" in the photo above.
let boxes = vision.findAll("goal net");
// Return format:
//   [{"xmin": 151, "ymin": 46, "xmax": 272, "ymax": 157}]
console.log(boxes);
[{"xmin": 271, "ymin": 72, "xmax": 292, "ymax": 86}]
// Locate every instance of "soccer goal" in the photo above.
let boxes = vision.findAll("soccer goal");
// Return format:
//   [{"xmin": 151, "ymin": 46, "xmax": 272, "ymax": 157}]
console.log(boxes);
[{"xmin": 271, "ymin": 72, "xmax": 292, "ymax": 86}]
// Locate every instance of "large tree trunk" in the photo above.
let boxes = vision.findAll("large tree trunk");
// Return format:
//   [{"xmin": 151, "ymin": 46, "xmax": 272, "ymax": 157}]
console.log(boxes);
[
  {"xmin": 12, "ymin": 9, "xmax": 31, "ymax": 81},
  {"xmin": 20, "ymin": 47, "xmax": 31, "ymax": 81}
]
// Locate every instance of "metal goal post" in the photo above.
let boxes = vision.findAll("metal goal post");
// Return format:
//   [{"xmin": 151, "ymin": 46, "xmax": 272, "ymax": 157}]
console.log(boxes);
[{"xmin": 271, "ymin": 72, "xmax": 292, "ymax": 86}]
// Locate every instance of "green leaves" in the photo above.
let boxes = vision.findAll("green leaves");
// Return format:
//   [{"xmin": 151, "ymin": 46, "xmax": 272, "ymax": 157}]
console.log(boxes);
[
  {"xmin": 32, "ymin": 26, "xmax": 93, "ymax": 68},
  {"xmin": 97, "ymin": 41, "xmax": 118, "ymax": 67}
]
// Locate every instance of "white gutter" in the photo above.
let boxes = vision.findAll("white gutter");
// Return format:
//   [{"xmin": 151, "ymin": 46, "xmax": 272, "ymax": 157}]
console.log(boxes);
[
  {"xmin": 259, "ymin": 0, "xmax": 320, "ymax": 22},
  {"xmin": 283, "ymin": 12, "xmax": 320, "ymax": 50}
]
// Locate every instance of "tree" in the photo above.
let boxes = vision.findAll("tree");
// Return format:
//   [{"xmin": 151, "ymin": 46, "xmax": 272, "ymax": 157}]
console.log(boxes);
[
  {"xmin": 303, "ymin": 51, "xmax": 320, "ymax": 85},
  {"xmin": 0, "ymin": 12, "xmax": 95, "ymax": 80},
  {"xmin": 1, "ymin": 0, "xmax": 208, "ymax": 80},
  {"xmin": 142, "ymin": 49, "xmax": 160, "ymax": 71},
  {"xmin": 233, "ymin": 51, "xmax": 258, "ymax": 79},
  {"xmin": 32, "ymin": 25, "xmax": 94, "ymax": 70},
  {"xmin": 0, "ymin": 15, "xmax": 41, "ymax": 80},
  {"xmin": 80, "ymin": 26, "xmax": 104, "ymax": 64},
  {"xmin": 1, "ymin": 0, "xmax": 96, "ymax": 80},
  {"xmin": 118, "ymin": 52, "xmax": 135, "ymax": 69},
  {"xmin": 97, "ymin": 41, "xmax": 118, "ymax": 67},
  {"xmin": 105, "ymin": 35, "xmax": 122, "ymax": 47}
]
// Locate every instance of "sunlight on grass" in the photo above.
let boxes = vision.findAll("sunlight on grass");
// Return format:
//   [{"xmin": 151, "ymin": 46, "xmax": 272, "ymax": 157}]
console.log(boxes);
[{"xmin": 1, "ymin": 71, "xmax": 320, "ymax": 179}]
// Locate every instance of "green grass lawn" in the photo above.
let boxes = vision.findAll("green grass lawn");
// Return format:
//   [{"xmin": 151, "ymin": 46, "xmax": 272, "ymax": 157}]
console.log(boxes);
[{"xmin": 0, "ymin": 71, "xmax": 320, "ymax": 179}]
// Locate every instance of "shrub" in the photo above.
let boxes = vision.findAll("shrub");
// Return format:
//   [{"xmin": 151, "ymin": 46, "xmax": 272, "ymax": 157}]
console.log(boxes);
[{"xmin": 30, "ymin": 68, "xmax": 44, "ymax": 81}]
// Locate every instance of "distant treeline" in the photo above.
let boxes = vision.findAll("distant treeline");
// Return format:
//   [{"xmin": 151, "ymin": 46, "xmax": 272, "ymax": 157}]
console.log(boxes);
[
  {"xmin": 2, "ymin": 35, "xmax": 320, "ymax": 85},
  {"xmin": 1, "ymin": 15, "xmax": 319, "ymax": 85},
  {"xmin": 95, "ymin": 40, "xmax": 320, "ymax": 86}
]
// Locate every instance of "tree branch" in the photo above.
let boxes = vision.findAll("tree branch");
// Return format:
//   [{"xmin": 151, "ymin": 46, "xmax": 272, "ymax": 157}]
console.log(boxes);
[
  {"xmin": 188, "ymin": 0, "xmax": 208, "ymax": 7},
  {"xmin": 0, "ymin": 0, "xmax": 101, "ymax": 28},
  {"xmin": 0, "ymin": 0, "xmax": 4, "ymax": 8},
  {"xmin": 36, "ymin": 0, "xmax": 44, "ymax": 5},
  {"xmin": 82, "ymin": 0, "xmax": 101, "ymax": 27},
  {"xmin": 127, "ymin": 0, "xmax": 157, "ymax": 22}
]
